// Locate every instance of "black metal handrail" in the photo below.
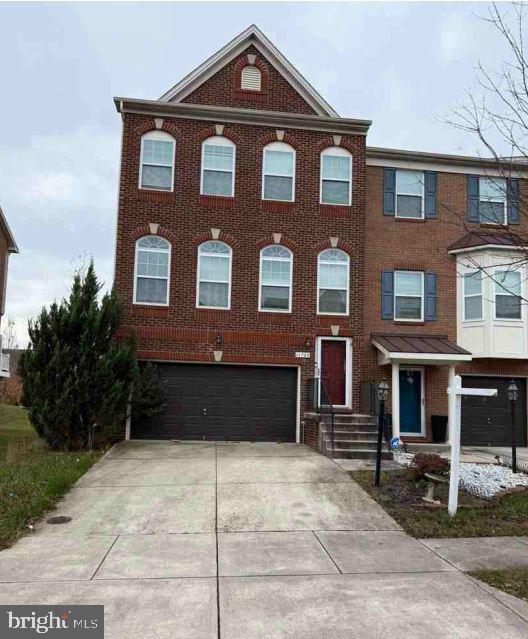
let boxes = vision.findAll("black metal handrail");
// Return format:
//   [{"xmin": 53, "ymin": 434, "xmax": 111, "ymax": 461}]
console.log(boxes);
[{"xmin": 318, "ymin": 376, "xmax": 336, "ymax": 456}]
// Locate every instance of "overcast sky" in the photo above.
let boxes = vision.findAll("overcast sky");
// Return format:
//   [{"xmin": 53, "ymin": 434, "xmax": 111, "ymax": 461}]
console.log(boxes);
[{"xmin": 0, "ymin": 1, "xmax": 513, "ymax": 346}]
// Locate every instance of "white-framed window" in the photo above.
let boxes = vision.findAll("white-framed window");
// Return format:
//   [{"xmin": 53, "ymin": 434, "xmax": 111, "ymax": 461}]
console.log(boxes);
[
  {"xmin": 134, "ymin": 236, "xmax": 171, "ymax": 305},
  {"xmin": 463, "ymin": 271, "xmax": 483, "ymax": 321},
  {"xmin": 495, "ymin": 269, "xmax": 522, "ymax": 320},
  {"xmin": 139, "ymin": 131, "xmax": 175, "ymax": 191},
  {"xmin": 262, "ymin": 141, "xmax": 295, "ymax": 202},
  {"xmin": 259, "ymin": 245, "xmax": 293, "ymax": 312},
  {"xmin": 394, "ymin": 271, "xmax": 424, "ymax": 321},
  {"xmin": 320, "ymin": 147, "xmax": 352, "ymax": 206},
  {"xmin": 317, "ymin": 249, "xmax": 349, "ymax": 315},
  {"xmin": 396, "ymin": 170, "xmax": 424, "ymax": 219},
  {"xmin": 241, "ymin": 65, "xmax": 261, "ymax": 91},
  {"xmin": 480, "ymin": 177, "xmax": 507, "ymax": 224},
  {"xmin": 197, "ymin": 241, "xmax": 232, "ymax": 309},
  {"xmin": 200, "ymin": 136, "xmax": 235, "ymax": 197}
]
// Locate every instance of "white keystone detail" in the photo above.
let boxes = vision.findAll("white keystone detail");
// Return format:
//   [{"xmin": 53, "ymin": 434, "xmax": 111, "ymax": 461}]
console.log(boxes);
[
  {"xmin": 211, "ymin": 228, "xmax": 221, "ymax": 239},
  {"xmin": 276, "ymin": 130, "xmax": 285, "ymax": 141},
  {"xmin": 213, "ymin": 351, "xmax": 223, "ymax": 362},
  {"xmin": 149, "ymin": 223, "xmax": 159, "ymax": 235},
  {"xmin": 154, "ymin": 118, "xmax": 164, "ymax": 130},
  {"xmin": 331, "ymin": 325, "xmax": 340, "ymax": 336},
  {"xmin": 333, "ymin": 135, "xmax": 342, "ymax": 146},
  {"xmin": 330, "ymin": 236, "xmax": 339, "ymax": 248},
  {"xmin": 273, "ymin": 233, "xmax": 282, "ymax": 244},
  {"xmin": 215, "ymin": 124, "xmax": 224, "ymax": 135}
]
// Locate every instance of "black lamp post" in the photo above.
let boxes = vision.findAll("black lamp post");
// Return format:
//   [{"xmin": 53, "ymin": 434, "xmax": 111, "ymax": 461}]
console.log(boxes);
[
  {"xmin": 508, "ymin": 380, "xmax": 519, "ymax": 473},
  {"xmin": 375, "ymin": 379, "xmax": 390, "ymax": 487}
]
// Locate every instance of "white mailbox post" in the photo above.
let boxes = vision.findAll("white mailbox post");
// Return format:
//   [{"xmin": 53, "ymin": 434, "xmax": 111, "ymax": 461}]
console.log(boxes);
[{"xmin": 446, "ymin": 375, "xmax": 497, "ymax": 517}]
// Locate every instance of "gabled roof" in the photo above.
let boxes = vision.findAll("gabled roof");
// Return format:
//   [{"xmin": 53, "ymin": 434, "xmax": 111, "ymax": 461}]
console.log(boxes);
[
  {"xmin": 0, "ymin": 206, "xmax": 18, "ymax": 253},
  {"xmin": 448, "ymin": 231, "xmax": 528, "ymax": 254},
  {"xmin": 159, "ymin": 25, "xmax": 339, "ymax": 118}
]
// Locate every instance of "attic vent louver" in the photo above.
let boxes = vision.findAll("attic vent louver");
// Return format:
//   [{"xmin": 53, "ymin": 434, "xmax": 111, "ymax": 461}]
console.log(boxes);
[{"xmin": 241, "ymin": 65, "xmax": 261, "ymax": 91}]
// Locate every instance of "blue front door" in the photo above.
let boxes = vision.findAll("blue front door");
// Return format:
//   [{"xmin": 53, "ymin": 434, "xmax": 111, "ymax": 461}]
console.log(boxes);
[{"xmin": 399, "ymin": 369, "xmax": 422, "ymax": 434}]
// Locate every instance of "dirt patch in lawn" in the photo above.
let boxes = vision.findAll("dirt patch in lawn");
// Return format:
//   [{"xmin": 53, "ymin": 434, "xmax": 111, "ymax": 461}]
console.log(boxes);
[{"xmin": 352, "ymin": 469, "xmax": 528, "ymax": 538}]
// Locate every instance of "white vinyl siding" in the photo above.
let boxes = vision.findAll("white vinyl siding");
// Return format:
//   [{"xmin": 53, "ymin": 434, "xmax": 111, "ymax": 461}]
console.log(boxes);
[{"xmin": 134, "ymin": 236, "xmax": 171, "ymax": 305}]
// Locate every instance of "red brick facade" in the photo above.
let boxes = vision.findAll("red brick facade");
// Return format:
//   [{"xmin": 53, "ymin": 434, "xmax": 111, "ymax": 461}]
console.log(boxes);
[
  {"xmin": 181, "ymin": 45, "xmax": 318, "ymax": 115},
  {"xmin": 114, "ymin": 45, "xmax": 368, "ymax": 436},
  {"xmin": 363, "ymin": 166, "xmax": 528, "ymax": 441},
  {"xmin": 114, "ymin": 32, "xmax": 528, "ymax": 444}
]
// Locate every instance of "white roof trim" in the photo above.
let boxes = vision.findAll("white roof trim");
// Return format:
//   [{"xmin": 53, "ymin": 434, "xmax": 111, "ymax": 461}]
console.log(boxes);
[
  {"xmin": 366, "ymin": 156, "xmax": 528, "ymax": 178},
  {"xmin": 449, "ymin": 244, "xmax": 528, "ymax": 255},
  {"xmin": 159, "ymin": 25, "xmax": 338, "ymax": 118}
]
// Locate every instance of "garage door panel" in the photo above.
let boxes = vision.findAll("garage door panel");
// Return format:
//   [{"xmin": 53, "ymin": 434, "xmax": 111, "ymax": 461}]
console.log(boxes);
[
  {"xmin": 461, "ymin": 376, "xmax": 527, "ymax": 446},
  {"xmin": 132, "ymin": 364, "xmax": 297, "ymax": 442}
]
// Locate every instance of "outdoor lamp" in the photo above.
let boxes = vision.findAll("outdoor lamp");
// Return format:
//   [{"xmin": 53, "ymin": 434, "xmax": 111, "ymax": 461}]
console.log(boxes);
[
  {"xmin": 375, "ymin": 379, "xmax": 390, "ymax": 487},
  {"xmin": 377, "ymin": 379, "xmax": 390, "ymax": 402},
  {"xmin": 508, "ymin": 380, "xmax": 519, "ymax": 473},
  {"xmin": 508, "ymin": 380, "xmax": 519, "ymax": 402}
]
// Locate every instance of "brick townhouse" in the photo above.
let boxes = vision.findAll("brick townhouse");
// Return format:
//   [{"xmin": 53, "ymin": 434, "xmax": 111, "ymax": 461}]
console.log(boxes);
[
  {"xmin": 0, "ymin": 205, "xmax": 18, "ymax": 378},
  {"xmin": 114, "ymin": 25, "xmax": 528, "ymax": 453}
]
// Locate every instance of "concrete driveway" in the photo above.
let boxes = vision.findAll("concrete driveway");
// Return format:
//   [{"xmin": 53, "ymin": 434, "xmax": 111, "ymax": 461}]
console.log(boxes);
[{"xmin": 0, "ymin": 441, "xmax": 527, "ymax": 638}]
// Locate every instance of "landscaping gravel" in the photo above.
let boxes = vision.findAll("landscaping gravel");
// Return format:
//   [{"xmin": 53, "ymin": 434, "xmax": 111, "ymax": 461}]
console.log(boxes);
[
  {"xmin": 459, "ymin": 463, "xmax": 528, "ymax": 499},
  {"xmin": 393, "ymin": 452, "xmax": 528, "ymax": 499}
]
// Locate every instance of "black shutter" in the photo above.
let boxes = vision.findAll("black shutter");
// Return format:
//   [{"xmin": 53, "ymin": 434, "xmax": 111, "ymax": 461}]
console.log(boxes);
[
  {"xmin": 424, "ymin": 171, "xmax": 437, "ymax": 219},
  {"xmin": 507, "ymin": 178, "xmax": 520, "ymax": 224},
  {"xmin": 425, "ymin": 272, "xmax": 437, "ymax": 321},
  {"xmin": 384, "ymin": 169, "xmax": 396, "ymax": 216},
  {"xmin": 467, "ymin": 175, "xmax": 480, "ymax": 223},
  {"xmin": 381, "ymin": 270, "xmax": 394, "ymax": 319}
]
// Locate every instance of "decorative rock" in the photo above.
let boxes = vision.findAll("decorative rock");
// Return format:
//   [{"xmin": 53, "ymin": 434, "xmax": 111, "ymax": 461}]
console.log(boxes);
[{"xmin": 459, "ymin": 463, "xmax": 528, "ymax": 500}]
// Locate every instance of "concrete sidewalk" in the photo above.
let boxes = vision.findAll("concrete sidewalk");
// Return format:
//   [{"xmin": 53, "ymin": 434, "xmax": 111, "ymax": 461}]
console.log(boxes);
[
  {"xmin": 0, "ymin": 440, "xmax": 527, "ymax": 638},
  {"xmin": 421, "ymin": 536, "xmax": 528, "ymax": 571}
]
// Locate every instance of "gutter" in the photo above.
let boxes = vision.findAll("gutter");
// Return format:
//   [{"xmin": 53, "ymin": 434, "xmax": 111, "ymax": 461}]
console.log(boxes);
[{"xmin": 114, "ymin": 97, "xmax": 372, "ymax": 136}]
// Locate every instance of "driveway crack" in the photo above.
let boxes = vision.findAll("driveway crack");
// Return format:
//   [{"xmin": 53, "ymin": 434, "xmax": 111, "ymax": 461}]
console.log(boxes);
[{"xmin": 215, "ymin": 443, "xmax": 221, "ymax": 639}]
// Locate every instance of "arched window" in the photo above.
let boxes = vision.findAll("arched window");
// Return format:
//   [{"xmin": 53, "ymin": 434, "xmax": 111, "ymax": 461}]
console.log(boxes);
[
  {"xmin": 259, "ymin": 245, "xmax": 293, "ymax": 312},
  {"xmin": 262, "ymin": 142, "xmax": 295, "ymax": 202},
  {"xmin": 320, "ymin": 147, "xmax": 352, "ymax": 205},
  {"xmin": 201, "ymin": 136, "xmax": 235, "ymax": 197},
  {"xmin": 139, "ymin": 131, "xmax": 175, "ymax": 191},
  {"xmin": 317, "ymin": 249, "xmax": 349, "ymax": 315},
  {"xmin": 241, "ymin": 65, "xmax": 262, "ymax": 91},
  {"xmin": 134, "ymin": 236, "xmax": 171, "ymax": 305},
  {"xmin": 197, "ymin": 241, "xmax": 232, "ymax": 309}
]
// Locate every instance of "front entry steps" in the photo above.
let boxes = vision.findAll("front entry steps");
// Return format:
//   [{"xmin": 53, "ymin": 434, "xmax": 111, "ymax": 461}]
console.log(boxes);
[{"xmin": 319, "ymin": 414, "xmax": 392, "ymax": 460}]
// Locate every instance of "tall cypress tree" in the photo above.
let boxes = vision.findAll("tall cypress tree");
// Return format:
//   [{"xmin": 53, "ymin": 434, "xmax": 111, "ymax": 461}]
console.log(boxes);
[{"xmin": 21, "ymin": 263, "xmax": 138, "ymax": 450}]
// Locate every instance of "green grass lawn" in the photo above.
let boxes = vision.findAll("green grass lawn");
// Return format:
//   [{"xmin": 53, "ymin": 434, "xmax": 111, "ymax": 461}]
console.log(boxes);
[
  {"xmin": 352, "ymin": 469, "xmax": 528, "ymax": 538},
  {"xmin": 0, "ymin": 404, "xmax": 101, "ymax": 550},
  {"xmin": 471, "ymin": 569, "xmax": 528, "ymax": 602}
]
